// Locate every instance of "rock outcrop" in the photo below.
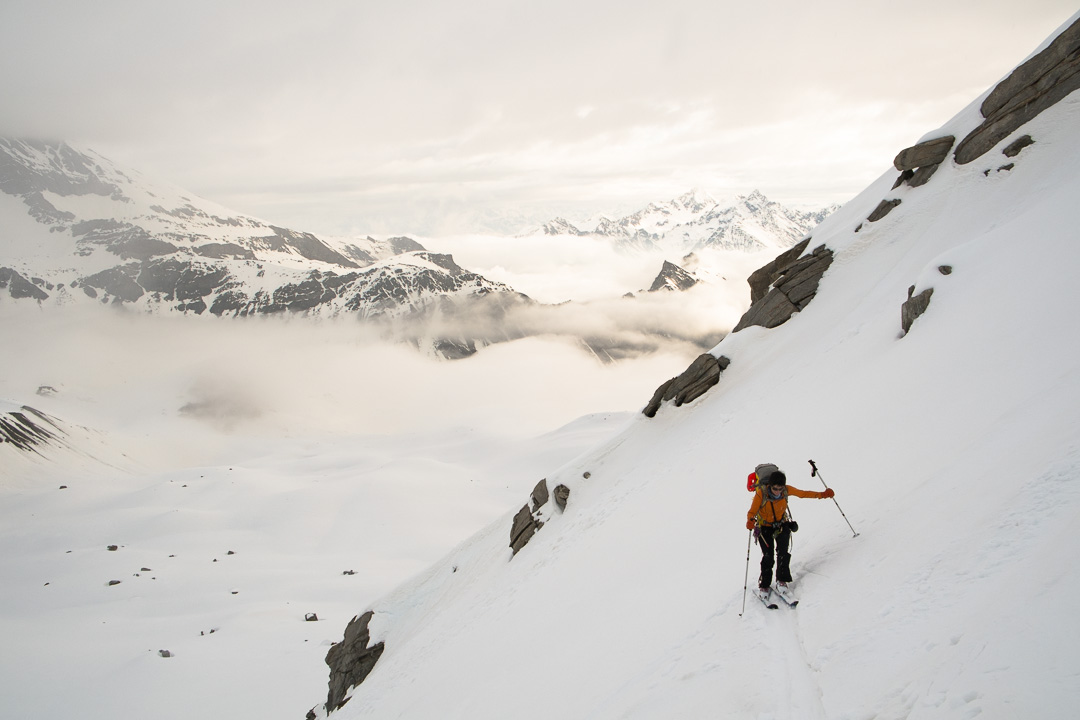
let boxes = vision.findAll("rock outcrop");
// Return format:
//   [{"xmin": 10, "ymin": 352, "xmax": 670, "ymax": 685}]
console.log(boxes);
[
  {"xmin": 901, "ymin": 286, "xmax": 935, "ymax": 335},
  {"xmin": 733, "ymin": 244, "xmax": 834, "ymax": 332},
  {"xmin": 510, "ymin": 478, "xmax": 566, "ymax": 555},
  {"xmin": 509, "ymin": 479, "xmax": 552, "ymax": 557},
  {"xmin": 642, "ymin": 353, "xmax": 731, "ymax": 418},
  {"xmin": 324, "ymin": 611, "xmax": 385, "ymax": 713},
  {"xmin": 955, "ymin": 16, "xmax": 1080, "ymax": 165},
  {"xmin": 894, "ymin": 136, "xmax": 955, "ymax": 172},
  {"xmin": 865, "ymin": 199, "xmax": 902, "ymax": 223},
  {"xmin": 647, "ymin": 260, "xmax": 698, "ymax": 292},
  {"xmin": 892, "ymin": 135, "xmax": 956, "ymax": 190},
  {"xmin": 0, "ymin": 406, "xmax": 61, "ymax": 452},
  {"xmin": 553, "ymin": 484, "xmax": 570, "ymax": 511},
  {"xmin": 0, "ymin": 267, "xmax": 50, "ymax": 301},
  {"xmin": 1002, "ymin": 135, "xmax": 1035, "ymax": 158}
]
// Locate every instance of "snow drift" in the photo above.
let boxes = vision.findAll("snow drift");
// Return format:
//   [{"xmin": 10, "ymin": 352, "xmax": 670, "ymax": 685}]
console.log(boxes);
[{"xmin": 312, "ymin": 14, "xmax": 1080, "ymax": 719}]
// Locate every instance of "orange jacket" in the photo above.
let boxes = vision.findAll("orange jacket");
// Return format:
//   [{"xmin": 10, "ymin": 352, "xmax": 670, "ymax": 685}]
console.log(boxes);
[{"xmin": 747, "ymin": 486, "xmax": 828, "ymax": 527}]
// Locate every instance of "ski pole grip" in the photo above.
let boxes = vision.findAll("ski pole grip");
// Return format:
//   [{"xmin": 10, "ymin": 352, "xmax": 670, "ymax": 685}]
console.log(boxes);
[{"xmin": 808, "ymin": 459, "xmax": 818, "ymax": 477}]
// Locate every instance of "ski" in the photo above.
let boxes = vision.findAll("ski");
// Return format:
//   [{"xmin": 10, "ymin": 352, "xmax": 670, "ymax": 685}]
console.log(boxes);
[
  {"xmin": 756, "ymin": 588, "xmax": 779, "ymax": 610},
  {"xmin": 773, "ymin": 583, "xmax": 799, "ymax": 607}
]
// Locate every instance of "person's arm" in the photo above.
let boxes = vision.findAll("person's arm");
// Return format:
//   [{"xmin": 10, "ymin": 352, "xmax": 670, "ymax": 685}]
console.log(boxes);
[
  {"xmin": 788, "ymin": 485, "xmax": 834, "ymax": 499},
  {"xmin": 747, "ymin": 490, "xmax": 763, "ymax": 528}
]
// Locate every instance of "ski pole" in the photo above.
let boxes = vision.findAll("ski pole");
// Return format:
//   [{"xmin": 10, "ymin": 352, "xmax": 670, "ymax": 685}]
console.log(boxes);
[
  {"xmin": 738, "ymin": 528, "xmax": 752, "ymax": 616},
  {"xmin": 808, "ymin": 459, "xmax": 859, "ymax": 538}
]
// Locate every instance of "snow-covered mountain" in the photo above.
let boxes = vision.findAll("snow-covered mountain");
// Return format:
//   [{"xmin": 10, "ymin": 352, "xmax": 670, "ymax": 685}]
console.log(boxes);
[
  {"xmin": 543, "ymin": 189, "xmax": 837, "ymax": 254},
  {"xmin": 306, "ymin": 13, "xmax": 1080, "ymax": 719},
  {"xmin": 0, "ymin": 138, "xmax": 527, "ymax": 357}
]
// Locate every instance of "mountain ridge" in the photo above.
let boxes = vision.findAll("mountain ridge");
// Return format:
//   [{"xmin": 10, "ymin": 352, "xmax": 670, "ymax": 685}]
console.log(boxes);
[{"xmin": 542, "ymin": 188, "xmax": 837, "ymax": 254}]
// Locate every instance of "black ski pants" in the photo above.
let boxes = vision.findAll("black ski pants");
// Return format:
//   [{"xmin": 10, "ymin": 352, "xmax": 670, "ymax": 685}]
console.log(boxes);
[{"xmin": 756, "ymin": 524, "xmax": 792, "ymax": 588}]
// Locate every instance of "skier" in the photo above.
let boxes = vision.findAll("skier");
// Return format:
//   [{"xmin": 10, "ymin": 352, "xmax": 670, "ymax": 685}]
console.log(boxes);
[{"xmin": 746, "ymin": 466, "xmax": 833, "ymax": 599}]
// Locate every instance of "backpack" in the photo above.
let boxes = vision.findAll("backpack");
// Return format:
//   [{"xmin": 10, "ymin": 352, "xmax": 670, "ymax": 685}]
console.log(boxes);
[{"xmin": 747, "ymin": 463, "xmax": 780, "ymax": 491}]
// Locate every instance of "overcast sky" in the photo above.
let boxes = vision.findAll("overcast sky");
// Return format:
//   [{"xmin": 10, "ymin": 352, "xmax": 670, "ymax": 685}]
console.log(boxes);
[{"xmin": 1, "ymin": 1, "xmax": 1076, "ymax": 237}]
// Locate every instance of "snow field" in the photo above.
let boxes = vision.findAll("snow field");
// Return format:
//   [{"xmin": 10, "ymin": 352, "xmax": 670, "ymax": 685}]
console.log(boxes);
[{"xmin": 315, "ymin": 86, "xmax": 1080, "ymax": 718}]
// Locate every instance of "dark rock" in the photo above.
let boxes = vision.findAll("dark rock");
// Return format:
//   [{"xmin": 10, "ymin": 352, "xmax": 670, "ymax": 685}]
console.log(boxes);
[
  {"xmin": 866, "ymin": 199, "xmax": 902, "ymax": 223},
  {"xmin": 554, "ymin": 484, "xmax": 570, "ymax": 511},
  {"xmin": 432, "ymin": 338, "xmax": 477, "ymax": 360},
  {"xmin": 642, "ymin": 353, "xmax": 730, "ymax": 417},
  {"xmin": 159, "ymin": 650, "xmax": 172, "ymax": 658},
  {"xmin": 81, "ymin": 264, "xmax": 145, "ymax": 303},
  {"xmin": 908, "ymin": 163, "xmax": 941, "ymax": 188},
  {"xmin": 138, "ymin": 258, "xmax": 232, "ymax": 301},
  {"xmin": 306, "ymin": 613, "xmax": 319, "ymax": 622},
  {"xmin": 938, "ymin": 265, "xmax": 953, "ymax": 275},
  {"xmin": 892, "ymin": 170, "xmax": 915, "ymax": 189},
  {"xmin": 746, "ymin": 239, "xmax": 810, "ymax": 304},
  {"xmin": 901, "ymin": 287, "xmax": 934, "ymax": 334},
  {"xmin": 510, "ymin": 505, "xmax": 540, "ymax": 555},
  {"xmin": 71, "ymin": 219, "xmax": 178, "ymax": 260},
  {"xmin": 1002, "ymin": 135, "xmax": 1035, "ymax": 157},
  {"xmin": 0, "ymin": 267, "xmax": 50, "ymax": 301},
  {"xmin": 893, "ymin": 136, "xmax": 955, "ymax": 171},
  {"xmin": 734, "ymin": 244, "xmax": 834, "ymax": 332},
  {"xmin": 387, "ymin": 236, "xmax": 426, "ymax": 254},
  {"xmin": 648, "ymin": 260, "xmax": 698, "ymax": 292},
  {"xmin": 998, "ymin": 163, "xmax": 1015, "ymax": 173},
  {"xmin": 0, "ymin": 407, "xmax": 60, "ymax": 451},
  {"xmin": 531, "ymin": 479, "xmax": 549, "ymax": 512},
  {"xmin": 107, "ymin": 545, "xmax": 118, "ymax": 551},
  {"xmin": 193, "ymin": 242, "xmax": 258, "ymax": 261},
  {"xmin": 261, "ymin": 276, "xmax": 338, "ymax": 313},
  {"xmin": 955, "ymin": 17, "xmax": 1080, "ymax": 165},
  {"xmin": 324, "ymin": 611, "xmax": 385, "ymax": 713},
  {"xmin": 108, "ymin": 580, "xmax": 121, "ymax": 586},
  {"xmin": 258, "ymin": 226, "xmax": 359, "ymax": 268}
]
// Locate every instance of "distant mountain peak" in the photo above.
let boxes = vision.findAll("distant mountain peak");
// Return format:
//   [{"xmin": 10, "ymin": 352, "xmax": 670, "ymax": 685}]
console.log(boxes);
[
  {"xmin": 540, "ymin": 189, "xmax": 834, "ymax": 254},
  {"xmin": 0, "ymin": 137, "xmax": 529, "ymax": 359}
]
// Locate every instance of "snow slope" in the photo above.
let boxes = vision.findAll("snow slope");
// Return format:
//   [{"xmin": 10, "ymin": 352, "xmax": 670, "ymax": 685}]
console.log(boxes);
[{"xmin": 312, "ymin": 18, "xmax": 1080, "ymax": 720}]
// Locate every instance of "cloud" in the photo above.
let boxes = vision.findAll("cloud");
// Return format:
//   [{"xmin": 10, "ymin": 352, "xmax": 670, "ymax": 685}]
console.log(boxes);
[
  {"xmin": 2, "ymin": 1, "xmax": 1075, "ymax": 235},
  {"xmin": 0, "ymin": 301, "xmax": 707, "ymax": 443}
]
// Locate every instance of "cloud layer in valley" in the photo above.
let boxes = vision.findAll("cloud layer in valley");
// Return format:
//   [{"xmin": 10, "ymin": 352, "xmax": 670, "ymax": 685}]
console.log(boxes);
[{"xmin": 0, "ymin": 302, "xmax": 706, "ymax": 451}]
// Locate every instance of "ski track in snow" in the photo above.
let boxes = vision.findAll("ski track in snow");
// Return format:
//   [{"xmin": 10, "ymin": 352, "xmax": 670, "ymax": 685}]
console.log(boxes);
[{"xmin": 764, "ymin": 604, "xmax": 828, "ymax": 720}]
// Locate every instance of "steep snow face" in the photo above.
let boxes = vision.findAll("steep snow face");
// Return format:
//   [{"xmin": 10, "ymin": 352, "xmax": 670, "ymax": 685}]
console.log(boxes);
[{"xmin": 313, "ymin": 24, "xmax": 1080, "ymax": 720}]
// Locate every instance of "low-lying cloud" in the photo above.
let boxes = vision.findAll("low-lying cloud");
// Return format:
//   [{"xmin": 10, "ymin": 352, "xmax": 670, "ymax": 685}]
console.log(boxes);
[{"xmin": 0, "ymin": 302, "xmax": 707, "ymax": 446}]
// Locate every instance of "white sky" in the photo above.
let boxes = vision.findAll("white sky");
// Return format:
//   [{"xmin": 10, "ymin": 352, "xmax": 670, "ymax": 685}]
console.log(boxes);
[{"xmin": 1, "ymin": 1, "xmax": 1076, "ymax": 236}]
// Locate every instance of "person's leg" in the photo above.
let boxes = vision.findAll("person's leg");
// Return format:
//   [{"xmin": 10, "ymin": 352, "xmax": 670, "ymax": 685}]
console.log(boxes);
[
  {"xmin": 756, "ymin": 530, "xmax": 775, "ymax": 588},
  {"xmin": 775, "ymin": 526, "xmax": 793, "ymax": 583}
]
